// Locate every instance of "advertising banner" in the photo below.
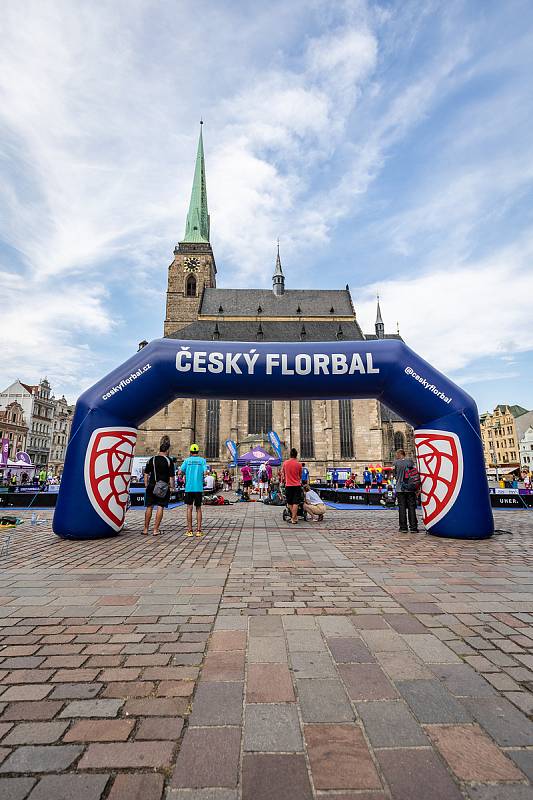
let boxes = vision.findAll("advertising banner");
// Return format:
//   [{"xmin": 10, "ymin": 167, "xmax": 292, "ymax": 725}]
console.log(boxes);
[
  {"xmin": 225, "ymin": 439, "xmax": 238, "ymax": 464},
  {"xmin": 267, "ymin": 430, "xmax": 282, "ymax": 460}
]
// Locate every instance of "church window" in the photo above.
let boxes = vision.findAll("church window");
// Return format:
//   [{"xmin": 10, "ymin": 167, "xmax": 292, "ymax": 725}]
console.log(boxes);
[
  {"xmin": 185, "ymin": 275, "xmax": 197, "ymax": 297},
  {"xmin": 205, "ymin": 399, "xmax": 220, "ymax": 460},
  {"xmin": 248, "ymin": 400, "xmax": 272, "ymax": 435},
  {"xmin": 394, "ymin": 431, "xmax": 405, "ymax": 452},
  {"xmin": 339, "ymin": 400, "xmax": 354, "ymax": 458},
  {"xmin": 300, "ymin": 400, "xmax": 314, "ymax": 458}
]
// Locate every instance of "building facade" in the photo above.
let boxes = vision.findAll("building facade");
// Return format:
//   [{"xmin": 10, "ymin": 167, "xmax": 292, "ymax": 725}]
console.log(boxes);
[
  {"xmin": 138, "ymin": 126, "xmax": 414, "ymax": 475},
  {"xmin": 48, "ymin": 396, "xmax": 74, "ymax": 476},
  {"xmin": 480, "ymin": 404, "xmax": 533, "ymax": 472},
  {"xmin": 0, "ymin": 379, "xmax": 54, "ymax": 467},
  {"xmin": 519, "ymin": 426, "xmax": 533, "ymax": 472},
  {"xmin": 0, "ymin": 402, "xmax": 28, "ymax": 460}
]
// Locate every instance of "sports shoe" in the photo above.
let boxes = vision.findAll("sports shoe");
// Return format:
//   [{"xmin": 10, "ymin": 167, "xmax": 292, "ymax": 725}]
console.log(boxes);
[
  {"xmin": 185, "ymin": 530, "xmax": 194, "ymax": 537},
  {"xmin": 196, "ymin": 531, "xmax": 204, "ymax": 537}
]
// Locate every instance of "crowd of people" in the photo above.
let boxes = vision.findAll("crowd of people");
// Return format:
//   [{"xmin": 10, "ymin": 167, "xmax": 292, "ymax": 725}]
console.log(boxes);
[{"xmin": 1, "ymin": 468, "xmax": 59, "ymax": 490}]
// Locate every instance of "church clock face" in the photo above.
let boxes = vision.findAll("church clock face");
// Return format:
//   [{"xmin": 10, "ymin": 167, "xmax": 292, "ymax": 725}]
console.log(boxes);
[{"xmin": 184, "ymin": 256, "xmax": 200, "ymax": 272}]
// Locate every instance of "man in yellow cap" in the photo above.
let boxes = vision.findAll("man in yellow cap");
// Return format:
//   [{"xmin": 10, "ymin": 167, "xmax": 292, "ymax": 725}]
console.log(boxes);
[{"xmin": 180, "ymin": 443, "xmax": 208, "ymax": 537}]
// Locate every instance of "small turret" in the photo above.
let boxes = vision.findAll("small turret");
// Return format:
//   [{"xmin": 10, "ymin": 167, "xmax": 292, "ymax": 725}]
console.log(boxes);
[
  {"xmin": 375, "ymin": 293, "xmax": 385, "ymax": 339},
  {"xmin": 272, "ymin": 240, "xmax": 285, "ymax": 296}
]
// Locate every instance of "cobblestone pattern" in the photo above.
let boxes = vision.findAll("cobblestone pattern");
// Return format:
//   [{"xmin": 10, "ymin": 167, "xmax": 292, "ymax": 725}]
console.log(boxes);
[{"xmin": 0, "ymin": 505, "xmax": 531, "ymax": 799}]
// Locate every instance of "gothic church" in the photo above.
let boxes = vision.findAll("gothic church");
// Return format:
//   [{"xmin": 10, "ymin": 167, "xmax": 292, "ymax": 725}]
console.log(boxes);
[{"xmin": 137, "ymin": 125, "xmax": 413, "ymax": 474}]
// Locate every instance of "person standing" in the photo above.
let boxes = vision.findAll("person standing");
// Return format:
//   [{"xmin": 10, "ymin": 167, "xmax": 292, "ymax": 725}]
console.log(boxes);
[
  {"xmin": 332, "ymin": 467, "xmax": 339, "ymax": 489},
  {"xmin": 258, "ymin": 463, "xmax": 269, "ymax": 500},
  {"xmin": 281, "ymin": 448, "xmax": 302, "ymax": 524},
  {"xmin": 180, "ymin": 443, "xmax": 208, "ymax": 537},
  {"xmin": 375, "ymin": 469, "xmax": 383, "ymax": 493},
  {"xmin": 363, "ymin": 467, "xmax": 372, "ymax": 493},
  {"xmin": 241, "ymin": 462, "xmax": 253, "ymax": 500},
  {"xmin": 143, "ymin": 435, "xmax": 175, "ymax": 537},
  {"xmin": 301, "ymin": 462, "xmax": 309, "ymax": 483},
  {"xmin": 394, "ymin": 448, "xmax": 419, "ymax": 533},
  {"xmin": 204, "ymin": 470, "xmax": 215, "ymax": 493}
]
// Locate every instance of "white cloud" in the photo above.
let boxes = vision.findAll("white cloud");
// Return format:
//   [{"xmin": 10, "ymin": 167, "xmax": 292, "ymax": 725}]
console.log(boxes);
[{"xmin": 357, "ymin": 234, "xmax": 533, "ymax": 374}]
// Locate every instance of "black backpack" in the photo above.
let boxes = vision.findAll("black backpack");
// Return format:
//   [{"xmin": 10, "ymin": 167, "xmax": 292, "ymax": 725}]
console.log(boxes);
[{"xmin": 403, "ymin": 463, "xmax": 421, "ymax": 492}]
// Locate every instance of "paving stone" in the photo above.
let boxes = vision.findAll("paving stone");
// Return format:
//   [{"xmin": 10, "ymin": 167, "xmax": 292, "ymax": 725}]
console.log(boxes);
[
  {"xmin": 1, "ymin": 701, "xmax": 63, "ymax": 721},
  {"xmin": 426, "ymin": 723, "xmax": 524, "ymax": 781},
  {"xmin": 507, "ymin": 750, "xmax": 533, "ymax": 782},
  {"xmin": 63, "ymin": 719, "xmax": 134, "ymax": 742},
  {"xmin": 396, "ymin": 679, "xmax": 472, "ymax": 723},
  {"xmin": 248, "ymin": 617, "xmax": 283, "ymax": 636},
  {"xmin": 78, "ymin": 741, "xmax": 174, "ymax": 769},
  {"xmin": 296, "ymin": 679, "xmax": 354, "ymax": 722},
  {"xmin": 339, "ymin": 664, "xmax": 399, "ymax": 701},
  {"xmin": 356, "ymin": 700, "xmax": 428, "ymax": 747},
  {"xmin": 201, "ymin": 652, "xmax": 245, "ymax": 680},
  {"xmin": 167, "ymin": 791, "xmax": 237, "ymax": 800},
  {"xmin": 27, "ymin": 774, "xmax": 110, "ymax": 800},
  {"xmin": 107, "ymin": 773, "xmax": 164, "ymax": 800},
  {"xmin": 244, "ymin": 704, "xmax": 303, "ymax": 752},
  {"xmin": 384, "ymin": 613, "xmax": 427, "ymax": 633},
  {"xmin": 0, "ymin": 777, "xmax": 36, "ymax": 800},
  {"xmin": 1, "ymin": 686, "xmax": 52, "ymax": 702},
  {"xmin": 59, "ymin": 699, "xmax": 124, "ymax": 718},
  {"xmin": 49, "ymin": 683, "xmax": 101, "ymax": 700},
  {"xmin": 210, "ymin": 631, "xmax": 246, "ymax": 651},
  {"xmin": 0, "ymin": 745, "xmax": 82, "ymax": 773},
  {"xmin": 402, "ymin": 633, "xmax": 462, "ymax": 663},
  {"xmin": 189, "ymin": 682, "xmax": 243, "ymax": 726},
  {"xmin": 317, "ymin": 616, "xmax": 357, "ymax": 636},
  {"xmin": 156, "ymin": 680, "xmax": 195, "ymax": 697},
  {"xmin": 462, "ymin": 697, "xmax": 533, "ymax": 746},
  {"xmin": 136, "ymin": 716, "xmax": 184, "ymax": 740},
  {"xmin": 171, "ymin": 727, "xmax": 240, "ymax": 788},
  {"xmin": 246, "ymin": 664, "xmax": 295, "ymax": 703},
  {"xmin": 286, "ymin": 631, "xmax": 326, "ymax": 652},
  {"xmin": 351, "ymin": 615, "xmax": 389, "ymax": 630},
  {"xmin": 291, "ymin": 652, "xmax": 337, "ymax": 678},
  {"xmin": 124, "ymin": 697, "xmax": 187, "ymax": 716},
  {"xmin": 242, "ymin": 753, "xmax": 312, "ymax": 800},
  {"xmin": 429, "ymin": 664, "xmax": 496, "ymax": 697},
  {"xmin": 305, "ymin": 724, "xmax": 381, "ymax": 790},
  {"xmin": 3, "ymin": 721, "xmax": 69, "ymax": 745},
  {"xmin": 376, "ymin": 747, "xmax": 464, "ymax": 800},
  {"xmin": 102, "ymin": 681, "xmax": 155, "ymax": 698},
  {"xmin": 466, "ymin": 787, "xmax": 533, "ymax": 800},
  {"xmin": 326, "ymin": 637, "xmax": 375, "ymax": 663},
  {"xmin": 248, "ymin": 637, "xmax": 287, "ymax": 663},
  {"xmin": 375, "ymin": 651, "xmax": 432, "ymax": 680},
  {"xmin": 360, "ymin": 629, "xmax": 408, "ymax": 652}
]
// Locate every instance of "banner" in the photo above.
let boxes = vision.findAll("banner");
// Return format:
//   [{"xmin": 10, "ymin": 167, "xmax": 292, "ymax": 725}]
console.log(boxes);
[
  {"xmin": 225, "ymin": 439, "xmax": 238, "ymax": 464},
  {"xmin": 267, "ymin": 430, "xmax": 282, "ymax": 460},
  {"xmin": 1, "ymin": 439, "xmax": 9, "ymax": 466}
]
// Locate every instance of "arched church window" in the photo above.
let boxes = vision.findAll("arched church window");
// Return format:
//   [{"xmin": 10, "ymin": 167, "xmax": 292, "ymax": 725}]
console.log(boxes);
[
  {"xmin": 394, "ymin": 431, "xmax": 405, "ymax": 452},
  {"xmin": 185, "ymin": 275, "xmax": 197, "ymax": 297}
]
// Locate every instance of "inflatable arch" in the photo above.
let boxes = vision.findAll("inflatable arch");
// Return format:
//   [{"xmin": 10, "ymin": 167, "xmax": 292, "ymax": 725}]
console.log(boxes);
[{"xmin": 53, "ymin": 338, "xmax": 494, "ymax": 540}]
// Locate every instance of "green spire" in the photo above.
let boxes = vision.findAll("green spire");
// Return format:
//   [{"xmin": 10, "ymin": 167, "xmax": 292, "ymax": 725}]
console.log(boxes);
[{"xmin": 183, "ymin": 122, "xmax": 210, "ymax": 243}]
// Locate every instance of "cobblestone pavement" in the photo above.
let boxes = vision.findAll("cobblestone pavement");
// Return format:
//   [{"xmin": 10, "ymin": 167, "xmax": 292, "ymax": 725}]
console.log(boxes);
[{"xmin": 0, "ymin": 503, "xmax": 532, "ymax": 799}]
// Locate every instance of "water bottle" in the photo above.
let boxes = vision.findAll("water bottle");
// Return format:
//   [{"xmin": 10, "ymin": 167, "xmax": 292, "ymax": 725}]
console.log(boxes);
[{"xmin": 31, "ymin": 512, "xmax": 37, "ymax": 525}]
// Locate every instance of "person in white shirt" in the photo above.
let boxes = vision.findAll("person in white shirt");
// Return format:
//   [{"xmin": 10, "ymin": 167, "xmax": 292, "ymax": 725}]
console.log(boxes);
[
  {"xmin": 302, "ymin": 483, "xmax": 326, "ymax": 522},
  {"xmin": 204, "ymin": 471, "xmax": 215, "ymax": 493}
]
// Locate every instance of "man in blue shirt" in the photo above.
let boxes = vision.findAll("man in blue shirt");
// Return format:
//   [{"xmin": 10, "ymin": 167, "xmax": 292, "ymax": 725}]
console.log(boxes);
[
  {"xmin": 301, "ymin": 463, "xmax": 309, "ymax": 483},
  {"xmin": 180, "ymin": 443, "xmax": 208, "ymax": 537}
]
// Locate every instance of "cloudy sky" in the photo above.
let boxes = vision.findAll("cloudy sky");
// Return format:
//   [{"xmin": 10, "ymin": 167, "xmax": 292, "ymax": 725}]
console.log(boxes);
[{"xmin": 1, "ymin": 0, "xmax": 533, "ymax": 413}]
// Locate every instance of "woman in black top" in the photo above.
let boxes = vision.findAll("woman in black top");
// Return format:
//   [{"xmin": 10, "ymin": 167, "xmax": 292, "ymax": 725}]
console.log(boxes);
[{"xmin": 143, "ymin": 435, "xmax": 175, "ymax": 536}]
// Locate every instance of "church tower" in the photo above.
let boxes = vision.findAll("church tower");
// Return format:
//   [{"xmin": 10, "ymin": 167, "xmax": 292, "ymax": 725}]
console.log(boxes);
[
  {"xmin": 375, "ymin": 294, "xmax": 385, "ymax": 339},
  {"xmin": 272, "ymin": 242, "xmax": 285, "ymax": 295},
  {"xmin": 164, "ymin": 122, "xmax": 217, "ymax": 337}
]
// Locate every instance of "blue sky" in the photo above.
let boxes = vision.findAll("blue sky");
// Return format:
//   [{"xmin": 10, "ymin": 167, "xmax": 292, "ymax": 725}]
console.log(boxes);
[{"xmin": 1, "ymin": 0, "xmax": 533, "ymax": 414}]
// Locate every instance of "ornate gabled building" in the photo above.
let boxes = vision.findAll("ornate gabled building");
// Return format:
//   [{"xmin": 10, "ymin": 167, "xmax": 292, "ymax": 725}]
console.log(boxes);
[{"xmin": 137, "ymin": 125, "xmax": 413, "ymax": 475}]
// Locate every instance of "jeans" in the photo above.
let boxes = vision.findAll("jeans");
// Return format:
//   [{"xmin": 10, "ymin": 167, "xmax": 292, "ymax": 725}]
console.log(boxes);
[{"xmin": 397, "ymin": 491, "xmax": 418, "ymax": 531}]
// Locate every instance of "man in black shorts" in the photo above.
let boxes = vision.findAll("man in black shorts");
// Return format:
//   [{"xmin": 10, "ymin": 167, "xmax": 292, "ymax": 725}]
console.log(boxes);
[{"xmin": 180, "ymin": 444, "xmax": 208, "ymax": 537}]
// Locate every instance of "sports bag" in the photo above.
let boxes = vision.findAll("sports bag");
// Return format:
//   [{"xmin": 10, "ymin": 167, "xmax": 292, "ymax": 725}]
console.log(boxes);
[
  {"xmin": 403, "ymin": 463, "xmax": 421, "ymax": 492},
  {"xmin": 152, "ymin": 456, "xmax": 170, "ymax": 498}
]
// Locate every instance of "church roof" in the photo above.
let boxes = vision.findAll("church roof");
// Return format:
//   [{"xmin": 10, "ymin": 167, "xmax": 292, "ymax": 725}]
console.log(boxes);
[
  {"xmin": 169, "ymin": 319, "xmax": 365, "ymax": 342},
  {"xmin": 182, "ymin": 123, "xmax": 210, "ymax": 244},
  {"xmin": 199, "ymin": 288, "xmax": 355, "ymax": 318},
  {"xmin": 365, "ymin": 333, "xmax": 402, "ymax": 340}
]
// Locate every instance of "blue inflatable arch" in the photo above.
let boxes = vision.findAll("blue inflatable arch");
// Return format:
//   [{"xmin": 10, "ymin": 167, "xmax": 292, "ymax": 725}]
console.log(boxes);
[{"xmin": 53, "ymin": 338, "xmax": 494, "ymax": 540}]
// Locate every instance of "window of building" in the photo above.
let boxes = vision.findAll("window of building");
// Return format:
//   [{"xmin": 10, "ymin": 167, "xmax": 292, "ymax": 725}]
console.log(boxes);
[
  {"xmin": 205, "ymin": 399, "xmax": 220, "ymax": 460},
  {"xmin": 339, "ymin": 399, "xmax": 354, "ymax": 459},
  {"xmin": 299, "ymin": 400, "xmax": 314, "ymax": 458},
  {"xmin": 185, "ymin": 275, "xmax": 197, "ymax": 297},
  {"xmin": 248, "ymin": 400, "xmax": 272, "ymax": 435},
  {"xmin": 394, "ymin": 431, "xmax": 405, "ymax": 452}
]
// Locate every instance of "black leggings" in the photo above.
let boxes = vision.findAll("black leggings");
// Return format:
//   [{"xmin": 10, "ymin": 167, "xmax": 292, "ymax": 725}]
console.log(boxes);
[{"xmin": 397, "ymin": 491, "xmax": 418, "ymax": 530}]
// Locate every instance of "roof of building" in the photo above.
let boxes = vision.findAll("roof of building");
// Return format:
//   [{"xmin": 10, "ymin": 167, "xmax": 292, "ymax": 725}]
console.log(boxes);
[
  {"xmin": 19, "ymin": 382, "xmax": 38, "ymax": 395},
  {"xmin": 364, "ymin": 333, "xmax": 402, "ymax": 341},
  {"xmin": 198, "ymin": 288, "xmax": 355, "ymax": 318},
  {"xmin": 169, "ymin": 319, "xmax": 365, "ymax": 342},
  {"xmin": 495, "ymin": 404, "xmax": 529, "ymax": 417},
  {"xmin": 182, "ymin": 123, "xmax": 210, "ymax": 244}
]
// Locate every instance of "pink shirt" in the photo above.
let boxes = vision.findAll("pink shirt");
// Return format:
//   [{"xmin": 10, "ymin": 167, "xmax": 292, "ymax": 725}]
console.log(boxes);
[{"xmin": 241, "ymin": 466, "xmax": 252, "ymax": 482}]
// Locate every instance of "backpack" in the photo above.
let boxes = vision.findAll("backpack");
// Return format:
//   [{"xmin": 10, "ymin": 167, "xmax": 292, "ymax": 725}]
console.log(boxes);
[
  {"xmin": 403, "ymin": 463, "xmax": 421, "ymax": 492},
  {"xmin": 152, "ymin": 456, "xmax": 170, "ymax": 498}
]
